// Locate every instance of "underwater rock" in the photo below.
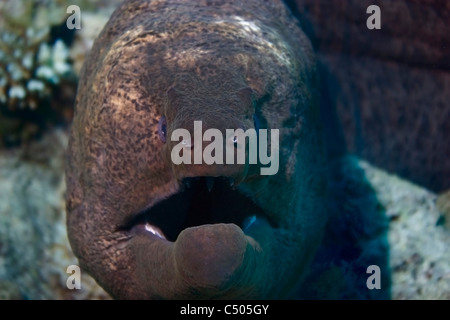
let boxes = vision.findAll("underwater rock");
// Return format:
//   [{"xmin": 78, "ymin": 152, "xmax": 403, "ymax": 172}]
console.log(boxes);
[
  {"xmin": 303, "ymin": 156, "xmax": 450, "ymax": 299},
  {"xmin": 361, "ymin": 160, "xmax": 450, "ymax": 299},
  {"xmin": 0, "ymin": 128, "xmax": 109, "ymax": 299}
]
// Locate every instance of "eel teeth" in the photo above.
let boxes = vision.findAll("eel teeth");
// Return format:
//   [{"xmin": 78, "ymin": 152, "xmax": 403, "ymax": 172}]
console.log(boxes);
[
  {"xmin": 145, "ymin": 223, "xmax": 166, "ymax": 240},
  {"xmin": 242, "ymin": 215, "xmax": 257, "ymax": 230}
]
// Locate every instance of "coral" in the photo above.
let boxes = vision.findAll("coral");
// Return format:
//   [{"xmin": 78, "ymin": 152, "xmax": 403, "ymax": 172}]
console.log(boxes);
[{"xmin": 0, "ymin": 0, "xmax": 77, "ymax": 147}]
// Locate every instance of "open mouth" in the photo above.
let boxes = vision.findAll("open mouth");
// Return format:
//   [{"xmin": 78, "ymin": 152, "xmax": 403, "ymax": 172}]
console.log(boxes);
[{"xmin": 124, "ymin": 177, "xmax": 269, "ymax": 242}]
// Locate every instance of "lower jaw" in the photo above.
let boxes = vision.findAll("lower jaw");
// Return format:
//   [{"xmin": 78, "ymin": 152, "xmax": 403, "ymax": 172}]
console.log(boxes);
[
  {"xmin": 130, "ymin": 215, "xmax": 275, "ymax": 299},
  {"xmin": 121, "ymin": 176, "xmax": 280, "ymax": 298}
]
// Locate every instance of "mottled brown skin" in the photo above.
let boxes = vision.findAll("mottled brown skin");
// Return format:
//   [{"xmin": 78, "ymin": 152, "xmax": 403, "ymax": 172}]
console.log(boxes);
[
  {"xmin": 289, "ymin": 0, "xmax": 450, "ymax": 192},
  {"xmin": 66, "ymin": 0, "xmax": 326, "ymax": 299}
]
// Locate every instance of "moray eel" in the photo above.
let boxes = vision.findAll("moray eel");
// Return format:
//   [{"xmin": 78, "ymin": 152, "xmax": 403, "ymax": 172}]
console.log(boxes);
[{"xmin": 66, "ymin": 0, "xmax": 326, "ymax": 299}]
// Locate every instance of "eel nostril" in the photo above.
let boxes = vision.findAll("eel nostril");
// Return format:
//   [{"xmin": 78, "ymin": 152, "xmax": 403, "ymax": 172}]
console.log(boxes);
[{"xmin": 158, "ymin": 116, "xmax": 167, "ymax": 143}]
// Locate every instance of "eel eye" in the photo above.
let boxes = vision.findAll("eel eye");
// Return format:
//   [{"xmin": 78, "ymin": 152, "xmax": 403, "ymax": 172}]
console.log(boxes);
[{"xmin": 158, "ymin": 116, "xmax": 167, "ymax": 143}]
